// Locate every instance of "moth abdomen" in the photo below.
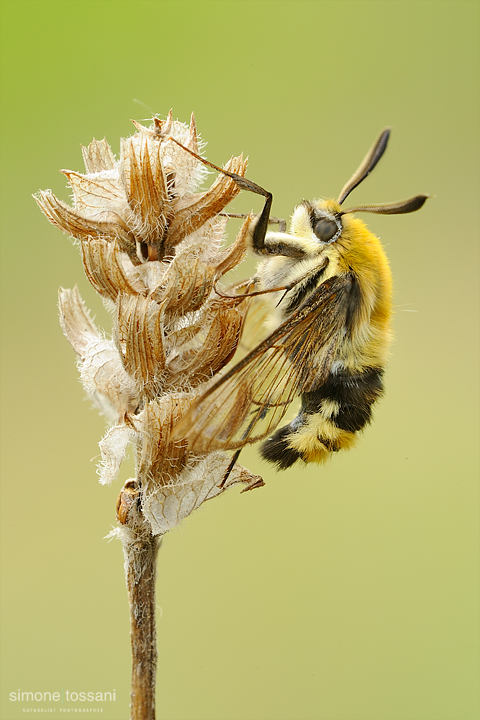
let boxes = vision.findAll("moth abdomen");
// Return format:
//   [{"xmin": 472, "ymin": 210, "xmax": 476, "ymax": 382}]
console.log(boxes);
[
  {"xmin": 303, "ymin": 366, "xmax": 385, "ymax": 432},
  {"xmin": 260, "ymin": 367, "xmax": 385, "ymax": 469},
  {"xmin": 260, "ymin": 425, "xmax": 303, "ymax": 469}
]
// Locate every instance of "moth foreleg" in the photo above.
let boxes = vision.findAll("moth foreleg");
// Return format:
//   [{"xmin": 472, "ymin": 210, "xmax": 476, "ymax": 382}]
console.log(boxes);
[{"xmin": 220, "ymin": 211, "xmax": 286, "ymax": 232}]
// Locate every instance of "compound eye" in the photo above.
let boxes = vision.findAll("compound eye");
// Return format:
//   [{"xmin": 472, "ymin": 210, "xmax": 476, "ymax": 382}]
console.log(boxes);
[{"xmin": 313, "ymin": 218, "xmax": 339, "ymax": 243}]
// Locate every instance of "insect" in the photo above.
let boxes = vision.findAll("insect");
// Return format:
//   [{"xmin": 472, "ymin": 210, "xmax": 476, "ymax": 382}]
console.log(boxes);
[{"xmin": 172, "ymin": 129, "xmax": 428, "ymax": 475}]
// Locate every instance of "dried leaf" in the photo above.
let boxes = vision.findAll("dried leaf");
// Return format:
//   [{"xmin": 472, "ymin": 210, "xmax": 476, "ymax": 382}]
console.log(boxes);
[{"xmin": 143, "ymin": 454, "xmax": 263, "ymax": 535}]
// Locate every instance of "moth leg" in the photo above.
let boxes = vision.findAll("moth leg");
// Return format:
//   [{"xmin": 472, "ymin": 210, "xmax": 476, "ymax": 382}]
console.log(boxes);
[
  {"xmin": 220, "ymin": 212, "xmax": 286, "ymax": 232},
  {"xmin": 219, "ymin": 449, "xmax": 242, "ymax": 488},
  {"xmin": 214, "ymin": 257, "xmax": 328, "ymax": 301},
  {"xmin": 218, "ymin": 404, "xmax": 267, "ymax": 488},
  {"xmin": 271, "ymin": 216, "xmax": 287, "ymax": 233},
  {"xmin": 213, "ymin": 276, "xmax": 303, "ymax": 301},
  {"xmin": 219, "ymin": 212, "xmax": 249, "ymax": 220}
]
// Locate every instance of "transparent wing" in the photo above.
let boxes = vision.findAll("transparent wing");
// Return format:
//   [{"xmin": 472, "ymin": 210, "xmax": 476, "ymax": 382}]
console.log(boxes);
[
  {"xmin": 175, "ymin": 274, "xmax": 355, "ymax": 453},
  {"xmin": 236, "ymin": 292, "xmax": 275, "ymax": 357}
]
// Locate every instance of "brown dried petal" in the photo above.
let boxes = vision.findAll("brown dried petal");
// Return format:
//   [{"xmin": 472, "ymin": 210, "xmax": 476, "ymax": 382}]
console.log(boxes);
[
  {"xmin": 132, "ymin": 395, "xmax": 192, "ymax": 487},
  {"xmin": 123, "ymin": 259, "xmax": 167, "ymax": 296},
  {"xmin": 131, "ymin": 110, "xmax": 174, "ymax": 141},
  {"xmin": 213, "ymin": 214, "xmax": 254, "ymax": 279},
  {"xmin": 150, "ymin": 247, "xmax": 215, "ymax": 316},
  {"xmin": 81, "ymin": 238, "xmax": 145, "ymax": 302},
  {"xmin": 166, "ymin": 301, "xmax": 248, "ymax": 387},
  {"xmin": 186, "ymin": 112, "xmax": 199, "ymax": 154},
  {"xmin": 114, "ymin": 294, "xmax": 166, "ymax": 398},
  {"xmin": 165, "ymin": 155, "xmax": 248, "ymax": 249},
  {"xmin": 160, "ymin": 123, "xmax": 203, "ymax": 197},
  {"xmin": 163, "ymin": 304, "xmax": 212, "ymax": 356},
  {"xmin": 120, "ymin": 135, "xmax": 169, "ymax": 248},
  {"xmin": 81, "ymin": 337, "xmax": 140, "ymax": 418},
  {"xmin": 35, "ymin": 190, "xmax": 136, "ymax": 254}
]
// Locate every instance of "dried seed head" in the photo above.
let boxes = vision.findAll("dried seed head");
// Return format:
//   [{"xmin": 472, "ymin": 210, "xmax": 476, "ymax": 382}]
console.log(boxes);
[{"xmin": 37, "ymin": 114, "xmax": 263, "ymax": 536}]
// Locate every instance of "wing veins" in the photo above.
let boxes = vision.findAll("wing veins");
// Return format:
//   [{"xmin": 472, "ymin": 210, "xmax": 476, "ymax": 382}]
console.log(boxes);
[{"xmin": 178, "ymin": 274, "xmax": 354, "ymax": 451}]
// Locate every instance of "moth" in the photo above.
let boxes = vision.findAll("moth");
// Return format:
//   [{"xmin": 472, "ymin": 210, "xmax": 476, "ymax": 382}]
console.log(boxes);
[{"xmin": 173, "ymin": 129, "xmax": 428, "ymax": 475}]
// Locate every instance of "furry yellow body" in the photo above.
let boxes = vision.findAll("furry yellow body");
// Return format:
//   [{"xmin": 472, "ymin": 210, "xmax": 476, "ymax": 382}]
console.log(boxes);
[
  {"xmin": 255, "ymin": 198, "xmax": 394, "ymax": 467},
  {"xmin": 284, "ymin": 211, "xmax": 391, "ymax": 465}
]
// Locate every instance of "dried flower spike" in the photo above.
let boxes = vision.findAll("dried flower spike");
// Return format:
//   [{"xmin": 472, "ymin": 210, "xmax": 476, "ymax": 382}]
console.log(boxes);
[{"xmin": 36, "ymin": 113, "xmax": 263, "ymax": 534}]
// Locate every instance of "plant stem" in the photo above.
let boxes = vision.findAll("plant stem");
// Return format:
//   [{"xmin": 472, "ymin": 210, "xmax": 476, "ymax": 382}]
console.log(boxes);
[{"xmin": 120, "ymin": 488, "xmax": 161, "ymax": 720}]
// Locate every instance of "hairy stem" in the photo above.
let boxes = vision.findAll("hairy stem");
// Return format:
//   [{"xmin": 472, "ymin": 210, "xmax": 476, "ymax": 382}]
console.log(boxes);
[{"xmin": 119, "ymin": 487, "xmax": 161, "ymax": 720}]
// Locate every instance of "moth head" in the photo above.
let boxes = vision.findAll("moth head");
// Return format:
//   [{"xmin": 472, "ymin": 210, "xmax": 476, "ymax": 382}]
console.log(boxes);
[
  {"xmin": 291, "ymin": 129, "xmax": 429, "ymax": 247},
  {"xmin": 291, "ymin": 199, "xmax": 343, "ymax": 246}
]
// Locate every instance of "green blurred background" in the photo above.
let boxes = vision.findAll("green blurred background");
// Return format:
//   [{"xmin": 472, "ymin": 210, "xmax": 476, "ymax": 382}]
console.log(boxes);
[{"xmin": 0, "ymin": 1, "xmax": 478, "ymax": 719}]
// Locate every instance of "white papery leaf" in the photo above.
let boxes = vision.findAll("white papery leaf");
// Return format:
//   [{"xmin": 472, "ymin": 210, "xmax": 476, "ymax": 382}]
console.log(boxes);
[
  {"xmin": 81, "ymin": 336, "xmax": 139, "ymax": 417},
  {"xmin": 142, "ymin": 452, "xmax": 263, "ymax": 535},
  {"xmin": 63, "ymin": 169, "xmax": 126, "ymax": 217},
  {"xmin": 99, "ymin": 424, "xmax": 136, "ymax": 485}
]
